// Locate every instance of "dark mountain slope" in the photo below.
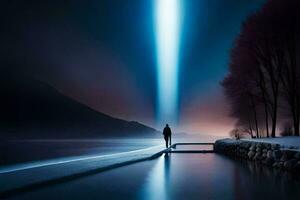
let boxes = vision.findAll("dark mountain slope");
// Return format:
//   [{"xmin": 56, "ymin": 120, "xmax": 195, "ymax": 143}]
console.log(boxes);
[{"xmin": 0, "ymin": 72, "xmax": 159, "ymax": 139}]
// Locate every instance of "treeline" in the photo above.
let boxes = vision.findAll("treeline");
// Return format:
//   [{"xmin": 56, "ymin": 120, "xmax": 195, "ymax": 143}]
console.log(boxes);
[{"xmin": 222, "ymin": 0, "xmax": 300, "ymax": 138}]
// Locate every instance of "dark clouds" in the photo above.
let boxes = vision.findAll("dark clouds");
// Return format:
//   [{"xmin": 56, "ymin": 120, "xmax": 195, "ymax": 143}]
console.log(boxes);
[{"xmin": 1, "ymin": 0, "xmax": 265, "ymax": 134}]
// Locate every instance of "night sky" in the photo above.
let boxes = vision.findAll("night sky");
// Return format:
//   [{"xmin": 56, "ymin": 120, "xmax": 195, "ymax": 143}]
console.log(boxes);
[{"xmin": 2, "ymin": 0, "xmax": 266, "ymax": 136}]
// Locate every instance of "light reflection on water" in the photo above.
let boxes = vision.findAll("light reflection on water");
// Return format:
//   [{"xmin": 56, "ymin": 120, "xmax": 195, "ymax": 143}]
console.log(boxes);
[
  {"xmin": 140, "ymin": 153, "xmax": 236, "ymax": 200},
  {"xmin": 141, "ymin": 153, "xmax": 171, "ymax": 200}
]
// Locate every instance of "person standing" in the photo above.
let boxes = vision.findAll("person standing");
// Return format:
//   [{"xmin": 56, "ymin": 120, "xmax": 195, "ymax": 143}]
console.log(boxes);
[{"xmin": 163, "ymin": 124, "xmax": 172, "ymax": 148}]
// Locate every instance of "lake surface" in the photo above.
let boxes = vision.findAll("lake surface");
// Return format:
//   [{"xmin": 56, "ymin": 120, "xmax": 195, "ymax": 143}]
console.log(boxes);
[
  {"xmin": 9, "ymin": 153, "xmax": 300, "ymax": 200},
  {"xmin": 0, "ymin": 139, "xmax": 163, "ymax": 166},
  {"xmin": 0, "ymin": 137, "xmax": 218, "ymax": 167}
]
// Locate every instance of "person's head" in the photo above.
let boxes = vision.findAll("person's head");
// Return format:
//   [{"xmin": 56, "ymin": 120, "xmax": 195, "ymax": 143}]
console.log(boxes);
[{"xmin": 166, "ymin": 124, "xmax": 169, "ymax": 127}]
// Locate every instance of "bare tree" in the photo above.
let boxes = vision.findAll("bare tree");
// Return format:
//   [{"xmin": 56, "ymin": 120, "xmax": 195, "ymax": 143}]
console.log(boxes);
[{"xmin": 223, "ymin": 0, "xmax": 300, "ymax": 137}]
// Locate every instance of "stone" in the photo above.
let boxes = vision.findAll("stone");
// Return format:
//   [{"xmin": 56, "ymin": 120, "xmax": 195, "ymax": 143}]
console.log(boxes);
[
  {"xmin": 254, "ymin": 155, "xmax": 258, "ymax": 160},
  {"xmin": 271, "ymin": 143, "xmax": 280, "ymax": 150},
  {"xmin": 254, "ymin": 153, "xmax": 263, "ymax": 161},
  {"xmin": 273, "ymin": 150, "xmax": 282, "ymax": 160},
  {"xmin": 272, "ymin": 162, "xmax": 278, "ymax": 168},
  {"xmin": 264, "ymin": 158, "xmax": 274, "ymax": 166},
  {"xmin": 256, "ymin": 147, "xmax": 261, "ymax": 152},
  {"xmin": 262, "ymin": 153, "xmax": 267, "ymax": 158},
  {"xmin": 214, "ymin": 140, "xmax": 299, "ymax": 172},
  {"xmin": 248, "ymin": 151, "xmax": 255, "ymax": 159},
  {"xmin": 244, "ymin": 142, "xmax": 251, "ymax": 149},
  {"xmin": 285, "ymin": 150, "xmax": 296, "ymax": 159},
  {"xmin": 249, "ymin": 145, "xmax": 256, "ymax": 151},
  {"xmin": 254, "ymin": 152, "xmax": 261, "ymax": 160},
  {"xmin": 262, "ymin": 143, "xmax": 269, "ymax": 149},
  {"xmin": 278, "ymin": 162, "xmax": 284, "ymax": 169},
  {"xmin": 294, "ymin": 152, "xmax": 300, "ymax": 160},
  {"xmin": 267, "ymin": 150, "xmax": 273, "ymax": 159},
  {"xmin": 262, "ymin": 149, "xmax": 267, "ymax": 153},
  {"xmin": 293, "ymin": 161, "xmax": 300, "ymax": 171},
  {"xmin": 256, "ymin": 143, "xmax": 262, "ymax": 147},
  {"xmin": 284, "ymin": 159, "xmax": 298, "ymax": 170},
  {"xmin": 280, "ymin": 152, "xmax": 288, "ymax": 162}
]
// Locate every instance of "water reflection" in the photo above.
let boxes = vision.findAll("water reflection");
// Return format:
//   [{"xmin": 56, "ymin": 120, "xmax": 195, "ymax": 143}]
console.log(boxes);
[
  {"xmin": 141, "ymin": 153, "xmax": 171, "ymax": 200},
  {"xmin": 9, "ymin": 153, "xmax": 300, "ymax": 200},
  {"xmin": 229, "ymin": 158, "xmax": 300, "ymax": 200},
  {"xmin": 140, "ymin": 154, "xmax": 300, "ymax": 200},
  {"xmin": 164, "ymin": 153, "xmax": 171, "ymax": 199}
]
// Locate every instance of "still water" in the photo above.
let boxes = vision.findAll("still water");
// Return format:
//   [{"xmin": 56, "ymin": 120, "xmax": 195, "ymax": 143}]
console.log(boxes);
[
  {"xmin": 9, "ymin": 153, "xmax": 300, "ymax": 200},
  {"xmin": 0, "ymin": 137, "xmax": 218, "ymax": 166},
  {"xmin": 0, "ymin": 139, "xmax": 163, "ymax": 166}
]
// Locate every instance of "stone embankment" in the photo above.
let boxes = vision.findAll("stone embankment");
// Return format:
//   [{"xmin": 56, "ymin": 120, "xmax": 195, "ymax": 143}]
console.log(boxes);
[{"xmin": 214, "ymin": 139, "xmax": 300, "ymax": 172}]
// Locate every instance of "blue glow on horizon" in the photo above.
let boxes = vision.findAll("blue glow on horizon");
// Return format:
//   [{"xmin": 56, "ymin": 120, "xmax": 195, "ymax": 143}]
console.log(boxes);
[{"xmin": 155, "ymin": 0, "xmax": 182, "ymax": 125}]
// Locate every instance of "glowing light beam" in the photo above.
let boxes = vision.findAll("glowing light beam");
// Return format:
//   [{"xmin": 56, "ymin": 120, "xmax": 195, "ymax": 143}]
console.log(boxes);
[{"xmin": 155, "ymin": 0, "xmax": 182, "ymax": 124}]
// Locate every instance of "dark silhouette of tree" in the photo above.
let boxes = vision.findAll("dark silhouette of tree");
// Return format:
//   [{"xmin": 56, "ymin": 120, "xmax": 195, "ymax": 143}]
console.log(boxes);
[
  {"xmin": 222, "ymin": 50, "xmax": 264, "ymax": 138},
  {"xmin": 273, "ymin": 1, "xmax": 300, "ymax": 136},
  {"xmin": 222, "ymin": 0, "xmax": 300, "ymax": 137},
  {"xmin": 280, "ymin": 122, "xmax": 293, "ymax": 137},
  {"xmin": 230, "ymin": 127, "xmax": 247, "ymax": 140}
]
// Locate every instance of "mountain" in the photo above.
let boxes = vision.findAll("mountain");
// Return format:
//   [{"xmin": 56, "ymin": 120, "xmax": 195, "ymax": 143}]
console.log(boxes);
[{"xmin": 0, "ymin": 72, "xmax": 160, "ymax": 139}]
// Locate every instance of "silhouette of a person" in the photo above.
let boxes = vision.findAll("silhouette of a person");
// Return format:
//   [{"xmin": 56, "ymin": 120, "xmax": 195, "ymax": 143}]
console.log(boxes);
[{"xmin": 163, "ymin": 124, "xmax": 172, "ymax": 148}]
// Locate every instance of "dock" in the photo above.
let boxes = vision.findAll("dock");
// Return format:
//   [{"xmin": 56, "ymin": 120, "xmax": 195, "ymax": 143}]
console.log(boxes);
[
  {"xmin": 170, "ymin": 143, "xmax": 214, "ymax": 153},
  {"xmin": 151, "ymin": 142, "xmax": 215, "ymax": 159}
]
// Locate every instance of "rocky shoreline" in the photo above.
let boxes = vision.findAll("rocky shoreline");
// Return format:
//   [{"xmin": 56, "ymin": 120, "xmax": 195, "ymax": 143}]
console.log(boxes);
[{"xmin": 214, "ymin": 139, "xmax": 300, "ymax": 172}]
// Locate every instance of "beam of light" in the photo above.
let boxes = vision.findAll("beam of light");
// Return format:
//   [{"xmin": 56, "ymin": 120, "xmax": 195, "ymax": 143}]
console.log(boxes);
[{"xmin": 155, "ymin": 0, "xmax": 182, "ymax": 125}]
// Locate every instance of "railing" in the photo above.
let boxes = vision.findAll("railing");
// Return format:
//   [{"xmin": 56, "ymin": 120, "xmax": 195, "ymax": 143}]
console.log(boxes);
[
  {"xmin": 168, "ymin": 143, "xmax": 214, "ymax": 153},
  {"xmin": 150, "ymin": 143, "xmax": 215, "ymax": 159}
]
